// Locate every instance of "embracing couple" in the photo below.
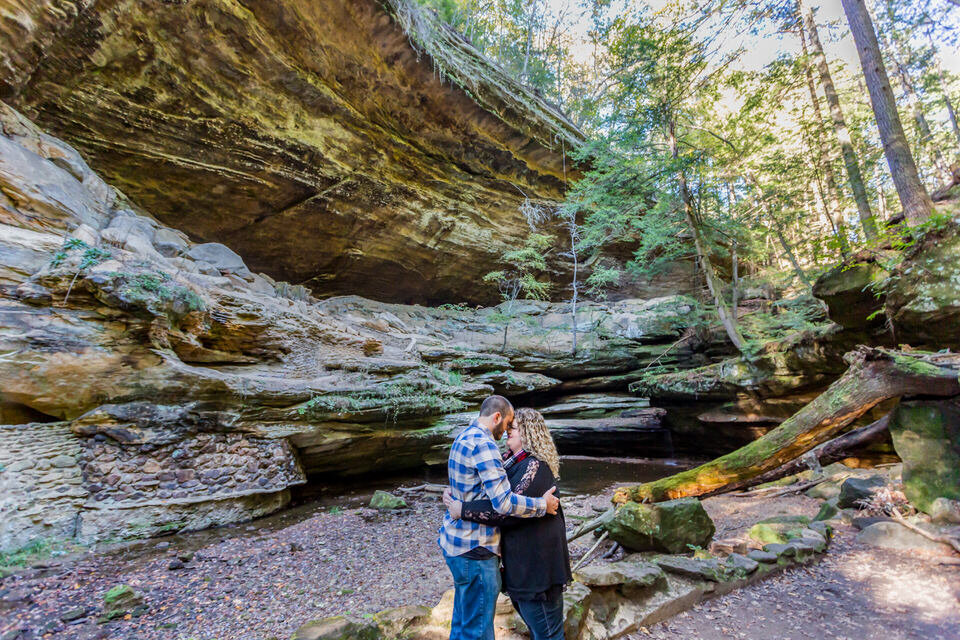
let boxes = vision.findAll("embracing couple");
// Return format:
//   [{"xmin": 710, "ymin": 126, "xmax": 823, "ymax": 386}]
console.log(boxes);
[{"xmin": 438, "ymin": 395, "xmax": 572, "ymax": 640}]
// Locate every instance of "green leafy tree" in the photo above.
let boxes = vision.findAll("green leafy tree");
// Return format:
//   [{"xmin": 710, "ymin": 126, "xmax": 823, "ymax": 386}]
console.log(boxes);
[{"xmin": 484, "ymin": 232, "xmax": 554, "ymax": 350}]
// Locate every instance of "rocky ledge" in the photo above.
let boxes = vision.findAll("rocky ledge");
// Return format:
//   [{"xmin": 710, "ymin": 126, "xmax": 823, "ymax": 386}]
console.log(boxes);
[{"xmin": 0, "ymin": 103, "xmax": 720, "ymax": 551}]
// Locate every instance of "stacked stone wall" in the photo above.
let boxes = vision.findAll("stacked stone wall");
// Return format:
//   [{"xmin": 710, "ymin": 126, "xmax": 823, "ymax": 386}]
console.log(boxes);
[
  {"xmin": 0, "ymin": 424, "xmax": 307, "ymax": 551},
  {"xmin": 0, "ymin": 423, "xmax": 85, "ymax": 551},
  {"xmin": 79, "ymin": 432, "xmax": 303, "ymax": 506}
]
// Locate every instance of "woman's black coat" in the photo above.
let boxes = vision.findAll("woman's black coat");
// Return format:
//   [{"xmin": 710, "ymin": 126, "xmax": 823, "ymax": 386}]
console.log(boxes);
[{"xmin": 461, "ymin": 454, "xmax": 572, "ymax": 600}]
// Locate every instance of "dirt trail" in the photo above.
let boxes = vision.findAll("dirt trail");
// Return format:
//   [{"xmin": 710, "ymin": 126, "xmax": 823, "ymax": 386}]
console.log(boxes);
[
  {"xmin": 1, "ymin": 488, "xmax": 957, "ymax": 640},
  {"xmin": 641, "ymin": 494, "xmax": 960, "ymax": 640}
]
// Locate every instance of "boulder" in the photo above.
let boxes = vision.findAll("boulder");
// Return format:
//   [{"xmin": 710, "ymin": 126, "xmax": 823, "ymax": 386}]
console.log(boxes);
[
  {"xmin": 194, "ymin": 260, "xmax": 221, "ymax": 276},
  {"xmin": 888, "ymin": 399, "xmax": 960, "ymax": 514},
  {"xmin": 99, "ymin": 585, "xmax": 144, "ymax": 622},
  {"xmin": 812, "ymin": 261, "xmax": 887, "ymax": 330},
  {"xmin": 806, "ymin": 521, "xmax": 832, "ymax": 539},
  {"xmin": 746, "ymin": 550, "xmax": 778, "ymax": 564},
  {"xmin": 837, "ymin": 476, "xmax": 888, "ymax": 509},
  {"xmin": 748, "ymin": 515, "xmax": 811, "ymax": 545},
  {"xmin": 186, "ymin": 243, "xmax": 251, "ymax": 278},
  {"xmin": 369, "ymin": 491, "xmax": 406, "ymax": 510},
  {"xmin": 153, "ymin": 228, "xmax": 189, "ymax": 257},
  {"xmin": 884, "ymin": 220, "xmax": 960, "ymax": 349},
  {"xmin": 561, "ymin": 582, "xmax": 592, "ymax": 640},
  {"xmin": 813, "ymin": 498, "xmax": 839, "ymax": 522},
  {"xmin": 929, "ymin": 497, "xmax": 960, "ymax": 525},
  {"xmin": 806, "ymin": 481, "xmax": 841, "ymax": 500},
  {"xmin": 291, "ymin": 616, "xmax": 381, "ymax": 640},
  {"xmin": 855, "ymin": 522, "xmax": 953, "ymax": 553},
  {"xmin": 605, "ymin": 498, "xmax": 715, "ymax": 554},
  {"xmin": 106, "ymin": 213, "xmax": 156, "ymax": 240},
  {"xmin": 371, "ymin": 606, "xmax": 430, "ymax": 639},
  {"xmin": 653, "ymin": 556, "xmax": 730, "ymax": 582},
  {"xmin": 573, "ymin": 560, "xmax": 666, "ymax": 595},
  {"xmin": 762, "ymin": 543, "xmax": 796, "ymax": 558},
  {"xmin": 723, "ymin": 553, "xmax": 759, "ymax": 576}
]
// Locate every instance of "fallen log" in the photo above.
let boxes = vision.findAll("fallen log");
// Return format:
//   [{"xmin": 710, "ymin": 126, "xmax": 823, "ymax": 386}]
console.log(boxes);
[
  {"xmin": 730, "ymin": 473, "xmax": 852, "ymax": 499},
  {"xmin": 613, "ymin": 347, "xmax": 960, "ymax": 504},
  {"xmin": 727, "ymin": 414, "xmax": 892, "ymax": 494},
  {"xmin": 567, "ymin": 507, "xmax": 615, "ymax": 543}
]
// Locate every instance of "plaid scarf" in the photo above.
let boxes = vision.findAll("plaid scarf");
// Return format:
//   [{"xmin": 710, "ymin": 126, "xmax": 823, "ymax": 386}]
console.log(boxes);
[{"xmin": 502, "ymin": 448, "xmax": 529, "ymax": 470}]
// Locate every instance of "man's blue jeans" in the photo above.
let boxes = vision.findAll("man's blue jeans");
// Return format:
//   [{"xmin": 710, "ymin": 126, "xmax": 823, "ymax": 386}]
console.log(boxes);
[
  {"xmin": 512, "ymin": 594, "xmax": 565, "ymax": 640},
  {"xmin": 444, "ymin": 552, "xmax": 501, "ymax": 640}
]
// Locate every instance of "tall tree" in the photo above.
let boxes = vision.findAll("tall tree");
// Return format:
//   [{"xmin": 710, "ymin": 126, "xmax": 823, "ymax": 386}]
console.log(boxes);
[
  {"xmin": 932, "ymin": 48, "xmax": 960, "ymax": 147},
  {"xmin": 799, "ymin": 0, "xmax": 879, "ymax": 239},
  {"xmin": 841, "ymin": 0, "xmax": 935, "ymax": 225},
  {"xmin": 796, "ymin": 19, "xmax": 850, "ymax": 255}
]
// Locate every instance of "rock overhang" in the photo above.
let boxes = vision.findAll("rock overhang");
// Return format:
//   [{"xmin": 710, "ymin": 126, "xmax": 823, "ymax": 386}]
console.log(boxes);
[{"xmin": 1, "ymin": 0, "xmax": 583, "ymax": 305}]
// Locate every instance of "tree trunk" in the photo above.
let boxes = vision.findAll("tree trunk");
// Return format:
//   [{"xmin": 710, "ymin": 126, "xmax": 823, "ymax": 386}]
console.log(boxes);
[
  {"xmin": 569, "ymin": 219, "xmax": 578, "ymax": 356},
  {"xmin": 799, "ymin": 22, "xmax": 850, "ymax": 255},
  {"xmin": 878, "ymin": 176, "xmax": 888, "ymax": 220},
  {"xmin": 801, "ymin": 0, "xmax": 879, "ymax": 240},
  {"xmin": 841, "ymin": 0, "xmax": 934, "ymax": 226},
  {"xmin": 731, "ymin": 239, "xmax": 739, "ymax": 321},
  {"xmin": 612, "ymin": 347, "xmax": 960, "ymax": 504},
  {"xmin": 669, "ymin": 120, "xmax": 746, "ymax": 352}
]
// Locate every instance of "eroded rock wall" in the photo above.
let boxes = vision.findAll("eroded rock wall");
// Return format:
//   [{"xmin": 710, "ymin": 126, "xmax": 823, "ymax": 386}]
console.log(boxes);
[
  {"xmin": 0, "ymin": 103, "xmax": 719, "ymax": 550},
  {"xmin": 0, "ymin": 0, "xmax": 583, "ymax": 304}
]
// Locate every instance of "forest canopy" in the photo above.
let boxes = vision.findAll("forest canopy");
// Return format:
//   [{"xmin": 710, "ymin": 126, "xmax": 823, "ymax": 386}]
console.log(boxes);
[{"xmin": 413, "ymin": 0, "xmax": 960, "ymax": 356}]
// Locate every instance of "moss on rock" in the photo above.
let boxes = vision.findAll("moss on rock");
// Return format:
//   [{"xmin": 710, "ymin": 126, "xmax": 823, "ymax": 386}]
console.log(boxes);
[
  {"xmin": 604, "ymin": 498, "xmax": 715, "ymax": 554},
  {"xmin": 889, "ymin": 399, "xmax": 960, "ymax": 513}
]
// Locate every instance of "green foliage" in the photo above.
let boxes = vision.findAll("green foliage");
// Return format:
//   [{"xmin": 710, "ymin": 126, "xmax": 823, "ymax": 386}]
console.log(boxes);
[
  {"xmin": 49, "ymin": 251, "xmax": 67, "ymax": 268},
  {"xmin": 0, "ymin": 538, "xmax": 80, "ymax": 567},
  {"xmin": 49, "ymin": 237, "xmax": 112, "ymax": 270},
  {"xmin": 297, "ymin": 375, "xmax": 468, "ymax": 422},
  {"xmin": 737, "ymin": 294, "xmax": 828, "ymax": 357},
  {"xmin": 483, "ymin": 232, "xmax": 555, "ymax": 304},
  {"xmin": 111, "ymin": 271, "xmax": 206, "ymax": 319},
  {"xmin": 438, "ymin": 302, "xmax": 472, "ymax": 313},
  {"xmin": 80, "ymin": 247, "xmax": 112, "ymax": 269}
]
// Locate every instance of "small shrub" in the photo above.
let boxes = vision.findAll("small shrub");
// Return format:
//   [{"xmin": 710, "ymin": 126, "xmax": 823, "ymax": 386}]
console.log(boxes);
[{"xmin": 115, "ymin": 271, "xmax": 206, "ymax": 318}]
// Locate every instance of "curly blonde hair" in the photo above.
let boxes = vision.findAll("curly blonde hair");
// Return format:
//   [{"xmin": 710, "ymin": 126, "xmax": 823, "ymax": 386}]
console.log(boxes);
[{"xmin": 515, "ymin": 408, "xmax": 560, "ymax": 479}]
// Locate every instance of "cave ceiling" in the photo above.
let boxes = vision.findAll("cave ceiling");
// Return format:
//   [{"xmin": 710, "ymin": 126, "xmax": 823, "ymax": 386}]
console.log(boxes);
[{"xmin": 1, "ymin": 0, "xmax": 582, "ymax": 304}]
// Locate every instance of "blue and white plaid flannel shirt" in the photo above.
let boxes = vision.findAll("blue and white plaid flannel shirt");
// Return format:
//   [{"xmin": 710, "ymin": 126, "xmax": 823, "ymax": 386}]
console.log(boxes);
[{"xmin": 438, "ymin": 420, "xmax": 546, "ymax": 557}]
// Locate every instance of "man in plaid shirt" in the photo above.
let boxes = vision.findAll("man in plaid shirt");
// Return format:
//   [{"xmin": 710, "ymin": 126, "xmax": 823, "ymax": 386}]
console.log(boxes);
[{"xmin": 439, "ymin": 395, "xmax": 559, "ymax": 640}]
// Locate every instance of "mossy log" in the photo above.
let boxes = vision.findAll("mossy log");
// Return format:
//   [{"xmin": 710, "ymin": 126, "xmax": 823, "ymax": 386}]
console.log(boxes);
[{"xmin": 613, "ymin": 347, "xmax": 960, "ymax": 504}]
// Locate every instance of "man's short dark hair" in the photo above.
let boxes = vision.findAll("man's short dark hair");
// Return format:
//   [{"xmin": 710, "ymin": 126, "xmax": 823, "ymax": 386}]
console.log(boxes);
[{"xmin": 479, "ymin": 395, "xmax": 513, "ymax": 418}]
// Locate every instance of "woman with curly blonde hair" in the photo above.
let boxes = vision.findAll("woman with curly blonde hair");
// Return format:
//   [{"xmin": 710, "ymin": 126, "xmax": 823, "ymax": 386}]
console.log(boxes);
[{"xmin": 444, "ymin": 408, "xmax": 571, "ymax": 640}]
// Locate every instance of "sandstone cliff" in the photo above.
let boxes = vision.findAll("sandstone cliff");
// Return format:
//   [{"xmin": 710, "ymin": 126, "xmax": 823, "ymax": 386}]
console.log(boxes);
[
  {"xmin": 0, "ymin": 102, "xmax": 714, "ymax": 550},
  {"xmin": 0, "ymin": 0, "xmax": 582, "ymax": 304}
]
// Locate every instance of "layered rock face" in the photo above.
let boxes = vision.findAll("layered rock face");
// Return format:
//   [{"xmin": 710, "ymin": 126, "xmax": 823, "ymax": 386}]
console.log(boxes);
[
  {"xmin": 0, "ymin": 0, "xmax": 582, "ymax": 304},
  {"xmin": 0, "ymin": 103, "xmax": 718, "ymax": 550},
  {"xmin": 813, "ymin": 221, "xmax": 960, "ymax": 351}
]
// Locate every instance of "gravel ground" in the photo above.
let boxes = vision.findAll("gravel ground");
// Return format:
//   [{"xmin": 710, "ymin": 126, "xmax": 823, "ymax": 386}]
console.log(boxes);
[
  {"xmin": 1, "ymin": 486, "xmax": 958, "ymax": 640},
  {"xmin": 0, "ymin": 497, "xmax": 453, "ymax": 640}
]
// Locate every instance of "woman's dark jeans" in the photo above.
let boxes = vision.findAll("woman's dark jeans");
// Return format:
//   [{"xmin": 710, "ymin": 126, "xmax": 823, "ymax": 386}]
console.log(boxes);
[{"xmin": 512, "ymin": 593, "xmax": 565, "ymax": 640}]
